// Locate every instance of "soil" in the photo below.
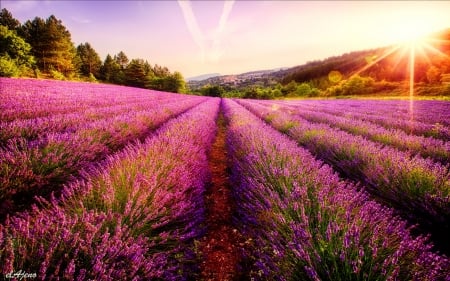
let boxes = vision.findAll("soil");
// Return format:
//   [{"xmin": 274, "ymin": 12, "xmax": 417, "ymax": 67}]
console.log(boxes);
[{"xmin": 199, "ymin": 109, "xmax": 242, "ymax": 281}]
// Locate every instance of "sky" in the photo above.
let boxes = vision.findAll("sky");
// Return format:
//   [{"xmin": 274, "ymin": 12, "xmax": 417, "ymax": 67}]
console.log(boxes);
[{"xmin": 2, "ymin": 0, "xmax": 450, "ymax": 78}]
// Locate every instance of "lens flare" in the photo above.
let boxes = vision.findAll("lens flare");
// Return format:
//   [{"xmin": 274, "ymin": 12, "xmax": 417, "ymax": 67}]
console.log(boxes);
[
  {"xmin": 328, "ymin": 70, "xmax": 343, "ymax": 83},
  {"xmin": 409, "ymin": 41, "xmax": 415, "ymax": 125}
]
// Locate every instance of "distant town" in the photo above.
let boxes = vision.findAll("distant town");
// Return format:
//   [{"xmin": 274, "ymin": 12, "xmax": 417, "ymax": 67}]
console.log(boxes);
[{"xmin": 187, "ymin": 68, "xmax": 288, "ymax": 91}]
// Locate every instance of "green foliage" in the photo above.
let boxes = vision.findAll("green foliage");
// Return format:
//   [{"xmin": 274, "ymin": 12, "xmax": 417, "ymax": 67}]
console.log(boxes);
[
  {"xmin": 20, "ymin": 15, "xmax": 76, "ymax": 76},
  {"xmin": 76, "ymin": 42, "xmax": 102, "ymax": 78},
  {"xmin": 326, "ymin": 75, "xmax": 375, "ymax": 96},
  {"xmin": 282, "ymin": 50, "xmax": 374, "ymax": 85},
  {"xmin": 345, "ymin": 75, "xmax": 374, "ymax": 95},
  {"xmin": 222, "ymin": 90, "xmax": 244, "ymax": 98},
  {"xmin": 100, "ymin": 54, "xmax": 120, "ymax": 83},
  {"xmin": 0, "ymin": 9, "xmax": 187, "ymax": 90},
  {"xmin": 114, "ymin": 51, "xmax": 129, "ymax": 69},
  {"xmin": 283, "ymin": 80, "xmax": 297, "ymax": 96},
  {"xmin": 372, "ymin": 80, "xmax": 399, "ymax": 93},
  {"xmin": 88, "ymin": 73, "xmax": 97, "ymax": 83},
  {"xmin": 242, "ymin": 86, "xmax": 278, "ymax": 99},
  {"xmin": 33, "ymin": 68, "xmax": 41, "ymax": 78},
  {"xmin": 0, "ymin": 55, "xmax": 20, "ymax": 77},
  {"xmin": 0, "ymin": 8, "xmax": 20, "ymax": 31},
  {"xmin": 50, "ymin": 69, "xmax": 66, "ymax": 80},
  {"xmin": 163, "ymin": 71, "xmax": 186, "ymax": 93},
  {"xmin": 200, "ymin": 85, "xmax": 224, "ymax": 97},
  {"xmin": 295, "ymin": 83, "xmax": 311, "ymax": 96},
  {"xmin": 0, "ymin": 25, "xmax": 35, "ymax": 77},
  {"xmin": 125, "ymin": 59, "xmax": 151, "ymax": 88}
]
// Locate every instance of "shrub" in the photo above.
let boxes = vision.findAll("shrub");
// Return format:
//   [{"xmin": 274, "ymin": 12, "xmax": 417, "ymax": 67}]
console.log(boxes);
[
  {"xmin": 50, "ymin": 69, "xmax": 66, "ymax": 80},
  {"xmin": 88, "ymin": 73, "xmax": 97, "ymax": 83},
  {"xmin": 0, "ymin": 56, "xmax": 20, "ymax": 77}
]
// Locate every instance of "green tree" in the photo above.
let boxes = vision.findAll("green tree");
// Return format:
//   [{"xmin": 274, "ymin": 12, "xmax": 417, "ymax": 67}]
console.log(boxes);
[
  {"xmin": 20, "ymin": 15, "xmax": 76, "ymax": 76},
  {"xmin": 125, "ymin": 59, "xmax": 151, "ymax": 88},
  {"xmin": 18, "ymin": 17, "xmax": 45, "ymax": 68},
  {"xmin": 344, "ymin": 75, "xmax": 374, "ymax": 95},
  {"xmin": 100, "ymin": 54, "xmax": 120, "ymax": 82},
  {"xmin": 149, "ymin": 77, "xmax": 164, "ymax": 90},
  {"xmin": 201, "ymin": 84, "xmax": 224, "ymax": 97},
  {"xmin": 295, "ymin": 83, "xmax": 312, "ymax": 96},
  {"xmin": 0, "ymin": 8, "xmax": 20, "ymax": 31},
  {"xmin": 0, "ymin": 25, "xmax": 35, "ymax": 77},
  {"xmin": 76, "ymin": 42, "xmax": 102, "ymax": 78},
  {"xmin": 114, "ymin": 51, "xmax": 129, "ymax": 70},
  {"xmin": 162, "ymin": 71, "xmax": 186, "ymax": 93},
  {"xmin": 283, "ymin": 80, "xmax": 297, "ymax": 96},
  {"xmin": 153, "ymin": 64, "xmax": 170, "ymax": 77}
]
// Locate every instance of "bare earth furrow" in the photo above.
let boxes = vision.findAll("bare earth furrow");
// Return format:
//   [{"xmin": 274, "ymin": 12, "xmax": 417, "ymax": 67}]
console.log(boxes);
[{"xmin": 200, "ymin": 105, "xmax": 242, "ymax": 281}]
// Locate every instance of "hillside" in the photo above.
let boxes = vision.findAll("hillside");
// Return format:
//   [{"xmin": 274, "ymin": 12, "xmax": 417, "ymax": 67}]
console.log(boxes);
[
  {"xmin": 281, "ymin": 28, "xmax": 450, "ymax": 85},
  {"xmin": 190, "ymin": 28, "xmax": 450, "ymax": 98}
]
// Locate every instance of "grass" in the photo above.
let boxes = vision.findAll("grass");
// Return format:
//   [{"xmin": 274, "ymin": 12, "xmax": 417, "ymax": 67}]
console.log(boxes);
[
  {"xmin": 281, "ymin": 95, "xmax": 450, "ymax": 101},
  {"xmin": 279, "ymin": 84, "xmax": 450, "ymax": 101}
]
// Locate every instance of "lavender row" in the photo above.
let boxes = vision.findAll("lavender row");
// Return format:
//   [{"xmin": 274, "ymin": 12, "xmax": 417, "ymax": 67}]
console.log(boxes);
[
  {"xmin": 0, "ymin": 98, "xmax": 220, "ymax": 280},
  {"xmin": 0, "ymin": 96, "xmax": 199, "ymax": 146},
  {"xmin": 0, "ymin": 78, "xmax": 180, "ymax": 122},
  {"xmin": 273, "ymin": 99, "xmax": 450, "ymax": 141},
  {"xmin": 255, "ymin": 100, "xmax": 449, "ymax": 164},
  {"xmin": 275, "ymin": 99, "xmax": 450, "ymax": 128},
  {"xmin": 223, "ymin": 99, "xmax": 449, "ymax": 280},
  {"xmin": 0, "ymin": 96, "xmax": 167, "ymax": 126},
  {"xmin": 0, "ymin": 97, "xmax": 205, "ymax": 220},
  {"xmin": 237, "ymin": 99, "xmax": 450, "ymax": 246}
]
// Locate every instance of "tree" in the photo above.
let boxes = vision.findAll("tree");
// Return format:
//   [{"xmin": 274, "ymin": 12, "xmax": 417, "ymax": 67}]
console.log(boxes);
[
  {"xmin": 426, "ymin": 66, "xmax": 441, "ymax": 84},
  {"xmin": 295, "ymin": 83, "xmax": 312, "ymax": 96},
  {"xmin": 0, "ymin": 8, "xmax": 20, "ymax": 31},
  {"xmin": 0, "ymin": 25, "xmax": 35, "ymax": 77},
  {"xmin": 153, "ymin": 64, "xmax": 170, "ymax": 77},
  {"xmin": 18, "ymin": 17, "xmax": 46, "ymax": 68},
  {"xmin": 114, "ymin": 51, "xmax": 129, "ymax": 70},
  {"xmin": 76, "ymin": 42, "xmax": 102, "ymax": 78},
  {"xmin": 125, "ymin": 59, "xmax": 150, "ymax": 88},
  {"xmin": 162, "ymin": 71, "xmax": 186, "ymax": 93},
  {"xmin": 283, "ymin": 80, "xmax": 297, "ymax": 96},
  {"xmin": 20, "ymin": 15, "xmax": 76, "ymax": 76},
  {"xmin": 201, "ymin": 84, "xmax": 224, "ymax": 97},
  {"xmin": 100, "ymin": 54, "xmax": 119, "ymax": 82}
]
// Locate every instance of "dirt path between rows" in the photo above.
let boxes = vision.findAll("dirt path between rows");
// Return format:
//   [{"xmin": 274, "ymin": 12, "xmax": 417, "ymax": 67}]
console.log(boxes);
[{"xmin": 199, "ymin": 107, "xmax": 242, "ymax": 281}]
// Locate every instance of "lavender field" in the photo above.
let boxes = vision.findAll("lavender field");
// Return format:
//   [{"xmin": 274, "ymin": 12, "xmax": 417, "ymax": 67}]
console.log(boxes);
[{"xmin": 1, "ymin": 78, "xmax": 450, "ymax": 280}]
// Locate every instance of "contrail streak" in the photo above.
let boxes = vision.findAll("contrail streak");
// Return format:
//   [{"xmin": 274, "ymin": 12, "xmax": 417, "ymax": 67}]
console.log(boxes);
[
  {"xmin": 177, "ymin": 0, "xmax": 206, "ymax": 61},
  {"xmin": 211, "ymin": 1, "xmax": 235, "ymax": 61},
  {"xmin": 178, "ymin": 0, "xmax": 235, "ymax": 63}
]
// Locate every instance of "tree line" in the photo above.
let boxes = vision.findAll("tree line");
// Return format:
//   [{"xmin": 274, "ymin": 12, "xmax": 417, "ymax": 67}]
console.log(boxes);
[{"xmin": 0, "ymin": 8, "xmax": 186, "ymax": 93}]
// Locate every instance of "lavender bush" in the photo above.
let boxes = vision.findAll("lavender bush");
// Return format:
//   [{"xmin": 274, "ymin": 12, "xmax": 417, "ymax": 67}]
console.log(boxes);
[
  {"xmin": 0, "ymin": 79, "xmax": 207, "ymax": 219},
  {"xmin": 1, "ymin": 98, "xmax": 220, "ymax": 280},
  {"xmin": 224, "ymin": 98, "xmax": 449, "ymax": 280},
  {"xmin": 237, "ymin": 99, "xmax": 450, "ymax": 231},
  {"xmin": 273, "ymin": 99, "xmax": 450, "ymax": 141},
  {"xmin": 0, "ymin": 78, "xmax": 179, "ymax": 122},
  {"xmin": 255, "ymin": 100, "xmax": 449, "ymax": 164}
]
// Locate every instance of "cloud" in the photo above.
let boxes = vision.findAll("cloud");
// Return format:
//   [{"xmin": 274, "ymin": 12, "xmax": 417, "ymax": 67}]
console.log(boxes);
[
  {"xmin": 3, "ymin": 0, "xmax": 39, "ymax": 13},
  {"xmin": 70, "ymin": 16, "xmax": 92, "ymax": 24},
  {"xmin": 177, "ymin": 0, "xmax": 234, "ymax": 63}
]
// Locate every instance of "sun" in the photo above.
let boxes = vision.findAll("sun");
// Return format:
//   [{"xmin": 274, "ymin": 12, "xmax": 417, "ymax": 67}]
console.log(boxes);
[
  {"xmin": 376, "ymin": 4, "xmax": 444, "ymax": 47},
  {"xmin": 392, "ymin": 24, "xmax": 431, "ymax": 46}
]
